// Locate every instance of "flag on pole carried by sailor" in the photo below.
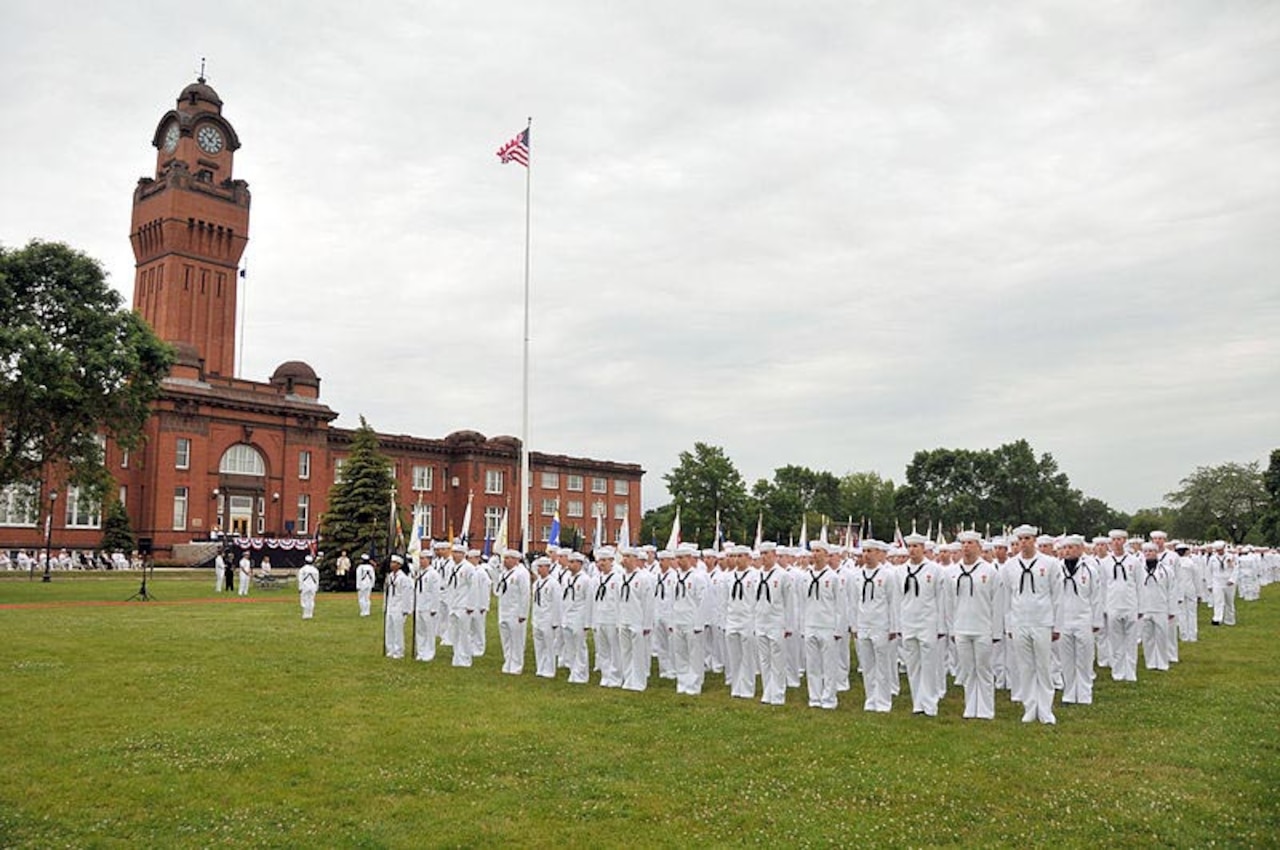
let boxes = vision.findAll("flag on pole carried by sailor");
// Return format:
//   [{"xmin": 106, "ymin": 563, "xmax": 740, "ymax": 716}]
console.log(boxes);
[
  {"xmin": 666, "ymin": 506, "xmax": 681, "ymax": 551},
  {"xmin": 458, "ymin": 491, "xmax": 474, "ymax": 545},
  {"xmin": 549, "ymin": 508, "xmax": 561, "ymax": 548}
]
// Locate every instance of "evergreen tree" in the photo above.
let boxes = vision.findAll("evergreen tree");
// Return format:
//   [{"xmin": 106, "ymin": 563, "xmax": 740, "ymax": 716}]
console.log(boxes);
[
  {"xmin": 100, "ymin": 498, "xmax": 134, "ymax": 555},
  {"xmin": 317, "ymin": 416, "xmax": 394, "ymax": 591}
]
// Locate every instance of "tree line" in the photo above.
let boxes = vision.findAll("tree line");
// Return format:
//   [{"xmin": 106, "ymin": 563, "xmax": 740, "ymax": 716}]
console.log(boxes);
[{"xmin": 638, "ymin": 441, "xmax": 1280, "ymax": 550}]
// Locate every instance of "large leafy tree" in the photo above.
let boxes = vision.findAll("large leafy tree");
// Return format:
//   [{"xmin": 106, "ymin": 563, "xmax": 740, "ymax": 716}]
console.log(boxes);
[
  {"xmin": 0, "ymin": 240, "xmax": 173, "ymax": 496},
  {"xmin": 839, "ymin": 471, "xmax": 898, "ymax": 541},
  {"xmin": 1261, "ymin": 449, "xmax": 1280, "ymax": 546},
  {"xmin": 1166, "ymin": 461, "xmax": 1267, "ymax": 544},
  {"xmin": 317, "ymin": 416, "xmax": 395, "ymax": 590},
  {"xmin": 751, "ymin": 465, "xmax": 843, "ymax": 543},
  {"xmin": 662, "ymin": 442, "xmax": 749, "ymax": 548}
]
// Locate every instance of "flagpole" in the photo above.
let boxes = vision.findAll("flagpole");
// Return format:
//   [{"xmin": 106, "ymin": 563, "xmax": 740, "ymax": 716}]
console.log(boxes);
[{"xmin": 519, "ymin": 116, "xmax": 532, "ymax": 551}]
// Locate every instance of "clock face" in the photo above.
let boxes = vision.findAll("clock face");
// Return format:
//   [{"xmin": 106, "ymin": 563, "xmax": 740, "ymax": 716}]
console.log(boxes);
[
  {"xmin": 163, "ymin": 123, "xmax": 180, "ymax": 153},
  {"xmin": 196, "ymin": 125, "xmax": 224, "ymax": 154}
]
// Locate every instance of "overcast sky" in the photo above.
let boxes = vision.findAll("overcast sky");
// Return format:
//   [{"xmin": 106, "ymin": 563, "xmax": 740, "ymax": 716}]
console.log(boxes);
[{"xmin": 2, "ymin": 1, "xmax": 1278, "ymax": 513}]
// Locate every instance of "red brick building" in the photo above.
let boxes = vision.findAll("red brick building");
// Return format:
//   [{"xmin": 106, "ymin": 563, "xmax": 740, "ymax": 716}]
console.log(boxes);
[{"xmin": 0, "ymin": 79, "xmax": 642, "ymax": 561}]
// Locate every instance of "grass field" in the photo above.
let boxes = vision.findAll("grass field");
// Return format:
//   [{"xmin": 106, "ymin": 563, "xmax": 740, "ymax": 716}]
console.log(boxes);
[{"xmin": 1, "ymin": 572, "xmax": 1277, "ymax": 848}]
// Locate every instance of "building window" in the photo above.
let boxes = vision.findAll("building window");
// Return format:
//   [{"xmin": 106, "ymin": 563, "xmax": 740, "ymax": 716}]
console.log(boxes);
[
  {"xmin": 334, "ymin": 457, "xmax": 346, "ymax": 483},
  {"xmin": 541, "ymin": 498, "xmax": 558, "ymax": 517},
  {"xmin": 592, "ymin": 499, "xmax": 606, "ymax": 519},
  {"xmin": 219, "ymin": 444, "xmax": 265, "ymax": 476},
  {"xmin": 173, "ymin": 487, "xmax": 189, "ymax": 531},
  {"xmin": 299, "ymin": 450, "xmax": 311, "ymax": 480},
  {"xmin": 413, "ymin": 504, "xmax": 433, "ymax": 539},
  {"xmin": 412, "ymin": 465, "xmax": 434, "ymax": 492},
  {"xmin": 567, "ymin": 474, "xmax": 584, "ymax": 492},
  {"xmin": 614, "ymin": 503, "xmax": 628, "ymax": 520},
  {"xmin": 118, "ymin": 486, "xmax": 127, "ymax": 508},
  {"xmin": 297, "ymin": 494, "xmax": 310, "ymax": 535},
  {"xmin": 614, "ymin": 480, "xmax": 629, "ymax": 496},
  {"xmin": 176, "ymin": 438, "xmax": 191, "ymax": 470},
  {"xmin": 540, "ymin": 525, "xmax": 552, "ymax": 542},
  {"xmin": 540, "ymin": 471, "xmax": 559, "ymax": 489},
  {"xmin": 567, "ymin": 500, "xmax": 584, "ymax": 518},
  {"xmin": 64, "ymin": 486, "xmax": 101, "ymax": 529},
  {"xmin": 484, "ymin": 506, "xmax": 504, "ymax": 542},
  {"xmin": 216, "ymin": 493, "xmax": 224, "ymax": 530},
  {"xmin": 591, "ymin": 477, "xmax": 607, "ymax": 494},
  {"xmin": 0, "ymin": 483, "xmax": 38, "ymax": 527},
  {"xmin": 121, "ymin": 449, "xmax": 129, "ymax": 469},
  {"xmin": 485, "ymin": 470, "xmax": 504, "ymax": 495}
]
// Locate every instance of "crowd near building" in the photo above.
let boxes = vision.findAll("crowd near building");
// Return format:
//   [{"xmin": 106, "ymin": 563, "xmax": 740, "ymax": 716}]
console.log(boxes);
[
  {"xmin": 0, "ymin": 77, "xmax": 641, "ymax": 564},
  {"xmin": 351, "ymin": 529, "xmax": 1275, "ymax": 722}
]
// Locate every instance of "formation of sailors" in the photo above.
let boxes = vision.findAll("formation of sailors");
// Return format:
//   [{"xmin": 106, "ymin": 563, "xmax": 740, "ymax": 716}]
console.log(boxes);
[
  {"xmin": 0, "ymin": 548, "xmax": 140, "ymax": 571},
  {"xmin": 375, "ymin": 530, "xmax": 1276, "ymax": 723}
]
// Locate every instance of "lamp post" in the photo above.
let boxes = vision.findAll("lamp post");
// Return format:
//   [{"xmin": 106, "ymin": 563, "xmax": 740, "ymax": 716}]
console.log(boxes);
[{"xmin": 42, "ymin": 490, "xmax": 58, "ymax": 583}]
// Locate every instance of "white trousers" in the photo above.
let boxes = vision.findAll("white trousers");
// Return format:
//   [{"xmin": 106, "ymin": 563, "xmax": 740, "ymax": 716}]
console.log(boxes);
[
  {"xmin": 414, "ymin": 612, "xmax": 438, "ymax": 661},
  {"xmin": 498, "ymin": 617, "xmax": 526, "ymax": 674},
  {"xmin": 901, "ymin": 635, "xmax": 939, "ymax": 715},
  {"xmin": 805, "ymin": 633, "xmax": 840, "ymax": 709},
  {"xmin": 448, "ymin": 612, "xmax": 473, "ymax": 667},
  {"xmin": 619, "ymin": 626, "xmax": 650, "ymax": 691},
  {"xmin": 470, "ymin": 611, "xmax": 487, "ymax": 655},
  {"xmin": 1013, "ymin": 626, "xmax": 1056, "ymax": 724},
  {"xmin": 299, "ymin": 590, "xmax": 316, "ymax": 619},
  {"xmin": 1179, "ymin": 592, "xmax": 1199, "ymax": 641},
  {"xmin": 595, "ymin": 625, "xmax": 621, "ymax": 687},
  {"xmin": 1140, "ymin": 615, "xmax": 1169, "ymax": 671},
  {"xmin": 785, "ymin": 630, "xmax": 803, "ymax": 687},
  {"xmin": 1212, "ymin": 584, "xmax": 1236, "ymax": 625},
  {"xmin": 563, "ymin": 626, "xmax": 590, "ymax": 683},
  {"xmin": 1108, "ymin": 614, "xmax": 1139, "ymax": 682},
  {"xmin": 954, "ymin": 635, "xmax": 995, "ymax": 719},
  {"xmin": 532, "ymin": 624, "xmax": 557, "ymax": 677},
  {"xmin": 756, "ymin": 630, "xmax": 787, "ymax": 705},
  {"xmin": 653, "ymin": 616, "xmax": 673, "ymax": 678},
  {"xmin": 384, "ymin": 611, "xmax": 406, "ymax": 659},
  {"xmin": 855, "ymin": 633, "xmax": 894, "ymax": 712},
  {"xmin": 671, "ymin": 626, "xmax": 705, "ymax": 695},
  {"xmin": 1059, "ymin": 630, "xmax": 1095, "ymax": 704},
  {"xmin": 357, "ymin": 588, "xmax": 372, "ymax": 616},
  {"xmin": 725, "ymin": 629, "xmax": 758, "ymax": 698},
  {"xmin": 238, "ymin": 572, "xmax": 250, "ymax": 596}
]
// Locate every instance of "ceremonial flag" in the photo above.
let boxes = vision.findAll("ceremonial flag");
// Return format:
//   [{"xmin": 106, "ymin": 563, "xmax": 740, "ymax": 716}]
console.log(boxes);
[
  {"xmin": 894, "ymin": 520, "xmax": 905, "ymax": 549},
  {"xmin": 666, "ymin": 506, "xmax": 681, "ymax": 551},
  {"xmin": 407, "ymin": 500, "xmax": 424, "ymax": 556},
  {"xmin": 549, "ymin": 509, "xmax": 561, "ymax": 548},
  {"xmin": 936, "ymin": 524, "xmax": 946, "ymax": 547},
  {"xmin": 458, "ymin": 491, "xmax": 474, "ymax": 545},
  {"xmin": 714, "ymin": 509, "xmax": 723, "ymax": 552},
  {"xmin": 799, "ymin": 516, "xmax": 808, "ymax": 550},
  {"xmin": 593, "ymin": 509, "xmax": 604, "ymax": 551},
  {"xmin": 618, "ymin": 512, "xmax": 631, "ymax": 548},
  {"xmin": 496, "ymin": 127, "xmax": 530, "ymax": 167},
  {"xmin": 819, "ymin": 516, "xmax": 829, "ymax": 546},
  {"xmin": 754, "ymin": 512, "xmax": 763, "ymax": 550},
  {"xmin": 495, "ymin": 508, "xmax": 509, "ymax": 553}
]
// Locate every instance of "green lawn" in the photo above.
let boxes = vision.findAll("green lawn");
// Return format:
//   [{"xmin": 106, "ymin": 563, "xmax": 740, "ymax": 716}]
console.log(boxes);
[{"xmin": 1, "ymin": 573, "xmax": 1277, "ymax": 848}]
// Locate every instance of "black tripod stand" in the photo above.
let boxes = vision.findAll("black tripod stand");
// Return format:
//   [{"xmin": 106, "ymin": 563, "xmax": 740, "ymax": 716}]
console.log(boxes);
[{"xmin": 126, "ymin": 557, "xmax": 157, "ymax": 602}]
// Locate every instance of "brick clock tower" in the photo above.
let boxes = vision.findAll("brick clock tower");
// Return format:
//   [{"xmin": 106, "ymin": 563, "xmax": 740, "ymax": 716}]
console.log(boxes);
[{"xmin": 130, "ymin": 77, "xmax": 249, "ymax": 377}]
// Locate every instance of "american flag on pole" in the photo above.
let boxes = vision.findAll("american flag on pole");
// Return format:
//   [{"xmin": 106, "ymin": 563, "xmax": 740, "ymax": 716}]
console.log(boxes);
[{"xmin": 496, "ymin": 127, "xmax": 529, "ymax": 167}]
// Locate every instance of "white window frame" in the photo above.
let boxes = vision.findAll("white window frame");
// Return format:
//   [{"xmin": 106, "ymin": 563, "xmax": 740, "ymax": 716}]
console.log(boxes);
[
  {"xmin": 483, "ymin": 506, "xmax": 504, "ymax": 541},
  {"xmin": 540, "ymin": 471, "xmax": 559, "ymax": 490},
  {"xmin": 485, "ymin": 470, "xmax": 504, "ymax": 495},
  {"xmin": 614, "ymin": 503, "xmax": 628, "ymax": 520},
  {"xmin": 175, "ymin": 437, "xmax": 191, "ymax": 470},
  {"xmin": 0, "ymin": 483, "xmax": 39, "ymax": 527},
  {"xmin": 591, "ymin": 477, "xmax": 607, "ymax": 494},
  {"xmin": 297, "ymin": 494, "xmax": 310, "ymax": 535},
  {"xmin": 567, "ymin": 474, "xmax": 584, "ymax": 492},
  {"xmin": 420, "ymin": 505, "xmax": 433, "ymax": 538},
  {"xmin": 540, "ymin": 525, "xmax": 552, "ymax": 542},
  {"xmin": 614, "ymin": 479, "xmax": 629, "ymax": 496},
  {"xmin": 299, "ymin": 450, "xmax": 311, "ymax": 480},
  {"xmin": 412, "ymin": 465, "xmax": 434, "ymax": 492},
  {"xmin": 173, "ymin": 487, "xmax": 189, "ymax": 531},
  {"xmin": 219, "ymin": 444, "xmax": 265, "ymax": 476},
  {"xmin": 592, "ymin": 499, "xmax": 606, "ymax": 519},
  {"xmin": 541, "ymin": 498, "xmax": 558, "ymax": 517},
  {"xmin": 64, "ymin": 485, "xmax": 102, "ymax": 529},
  {"xmin": 567, "ymin": 499, "xmax": 584, "ymax": 518},
  {"xmin": 334, "ymin": 457, "xmax": 346, "ymax": 483}
]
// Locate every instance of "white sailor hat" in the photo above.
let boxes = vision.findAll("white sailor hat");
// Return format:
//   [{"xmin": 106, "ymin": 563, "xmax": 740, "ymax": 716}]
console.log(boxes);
[
  {"xmin": 1092, "ymin": 536, "xmax": 1110, "ymax": 546},
  {"xmin": 810, "ymin": 541, "xmax": 830, "ymax": 552},
  {"xmin": 361, "ymin": 553, "xmax": 371, "ymax": 560},
  {"xmin": 390, "ymin": 554, "xmax": 404, "ymax": 564},
  {"xmin": 533, "ymin": 556, "xmax": 551, "ymax": 568},
  {"xmin": 502, "ymin": 548, "xmax": 524, "ymax": 560},
  {"xmin": 1150, "ymin": 530, "xmax": 1168, "ymax": 539},
  {"xmin": 596, "ymin": 547, "xmax": 616, "ymax": 559},
  {"xmin": 991, "ymin": 537, "xmax": 1009, "ymax": 548},
  {"xmin": 466, "ymin": 549, "xmax": 481, "ymax": 558},
  {"xmin": 432, "ymin": 540, "xmax": 450, "ymax": 549},
  {"xmin": 570, "ymin": 551, "xmax": 587, "ymax": 562},
  {"xmin": 450, "ymin": 543, "xmax": 466, "ymax": 553},
  {"xmin": 304, "ymin": 554, "xmax": 314, "ymax": 563},
  {"xmin": 759, "ymin": 541, "xmax": 778, "ymax": 553},
  {"xmin": 903, "ymin": 533, "xmax": 930, "ymax": 546},
  {"xmin": 1062, "ymin": 534, "xmax": 1085, "ymax": 546},
  {"xmin": 1011, "ymin": 525, "xmax": 1038, "ymax": 538},
  {"xmin": 657, "ymin": 550, "xmax": 676, "ymax": 560},
  {"xmin": 861, "ymin": 539, "xmax": 888, "ymax": 552},
  {"xmin": 1036, "ymin": 535, "xmax": 1054, "ymax": 545},
  {"xmin": 1140, "ymin": 542, "xmax": 1158, "ymax": 552},
  {"xmin": 956, "ymin": 530, "xmax": 981, "ymax": 543},
  {"xmin": 1108, "ymin": 529, "xmax": 1128, "ymax": 540}
]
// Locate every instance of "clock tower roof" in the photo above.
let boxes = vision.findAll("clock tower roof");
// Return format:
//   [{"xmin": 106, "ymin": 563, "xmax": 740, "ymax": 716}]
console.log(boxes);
[{"xmin": 178, "ymin": 77, "xmax": 224, "ymax": 111}]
